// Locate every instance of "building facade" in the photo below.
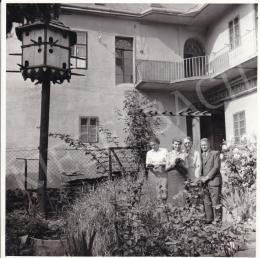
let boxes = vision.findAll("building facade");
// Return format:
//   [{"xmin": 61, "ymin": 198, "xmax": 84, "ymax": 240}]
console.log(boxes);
[{"xmin": 6, "ymin": 3, "xmax": 257, "ymax": 188}]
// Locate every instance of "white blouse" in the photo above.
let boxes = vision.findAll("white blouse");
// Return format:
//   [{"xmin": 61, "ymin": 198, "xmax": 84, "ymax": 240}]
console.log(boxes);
[{"xmin": 146, "ymin": 147, "xmax": 168, "ymax": 166}]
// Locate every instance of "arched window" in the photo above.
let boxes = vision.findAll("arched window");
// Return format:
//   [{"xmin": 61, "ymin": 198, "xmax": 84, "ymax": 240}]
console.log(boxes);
[
  {"xmin": 184, "ymin": 38, "xmax": 205, "ymax": 78},
  {"xmin": 184, "ymin": 38, "xmax": 205, "ymax": 58}
]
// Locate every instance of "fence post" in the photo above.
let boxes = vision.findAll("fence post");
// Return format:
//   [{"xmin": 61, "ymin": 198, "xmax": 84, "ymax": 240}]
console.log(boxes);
[
  {"xmin": 111, "ymin": 148, "xmax": 127, "ymax": 177},
  {"xmin": 108, "ymin": 147, "xmax": 112, "ymax": 180},
  {"xmin": 24, "ymin": 159, "xmax": 28, "ymax": 191},
  {"xmin": 16, "ymin": 158, "xmax": 39, "ymax": 191}
]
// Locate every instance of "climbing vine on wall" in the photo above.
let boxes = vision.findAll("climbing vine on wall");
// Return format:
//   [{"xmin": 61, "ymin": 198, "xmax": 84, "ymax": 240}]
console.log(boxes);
[{"xmin": 117, "ymin": 90, "xmax": 161, "ymax": 167}]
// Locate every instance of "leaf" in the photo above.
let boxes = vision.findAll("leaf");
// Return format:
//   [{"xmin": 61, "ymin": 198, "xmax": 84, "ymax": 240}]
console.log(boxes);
[
  {"xmin": 127, "ymin": 240, "xmax": 132, "ymax": 246},
  {"xmin": 166, "ymin": 240, "xmax": 178, "ymax": 245}
]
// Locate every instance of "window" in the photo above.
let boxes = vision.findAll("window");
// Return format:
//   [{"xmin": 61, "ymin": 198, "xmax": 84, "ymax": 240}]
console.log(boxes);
[
  {"xmin": 115, "ymin": 37, "xmax": 133, "ymax": 84},
  {"xmin": 229, "ymin": 17, "xmax": 240, "ymax": 50},
  {"xmin": 80, "ymin": 117, "xmax": 99, "ymax": 143},
  {"xmin": 71, "ymin": 31, "xmax": 88, "ymax": 69},
  {"xmin": 233, "ymin": 111, "xmax": 246, "ymax": 144}
]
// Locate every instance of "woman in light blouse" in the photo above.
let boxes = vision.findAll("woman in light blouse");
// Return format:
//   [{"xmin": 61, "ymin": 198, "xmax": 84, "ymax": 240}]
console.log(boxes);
[
  {"xmin": 165, "ymin": 138, "xmax": 188, "ymax": 202},
  {"xmin": 146, "ymin": 137, "xmax": 168, "ymax": 201}
]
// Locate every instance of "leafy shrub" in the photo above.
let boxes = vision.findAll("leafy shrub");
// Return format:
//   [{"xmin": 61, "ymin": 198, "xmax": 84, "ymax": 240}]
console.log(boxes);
[
  {"xmin": 117, "ymin": 90, "xmax": 161, "ymax": 167},
  {"xmin": 221, "ymin": 143, "xmax": 256, "ymax": 225},
  {"xmin": 6, "ymin": 210, "xmax": 31, "ymax": 255},
  {"xmin": 64, "ymin": 177, "xmax": 245, "ymax": 256},
  {"xmin": 6, "ymin": 209, "xmax": 66, "ymax": 255}
]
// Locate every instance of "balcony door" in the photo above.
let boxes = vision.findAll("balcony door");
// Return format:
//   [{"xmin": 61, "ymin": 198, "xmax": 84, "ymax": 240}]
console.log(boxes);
[{"xmin": 184, "ymin": 38, "xmax": 205, "ymax": 78}]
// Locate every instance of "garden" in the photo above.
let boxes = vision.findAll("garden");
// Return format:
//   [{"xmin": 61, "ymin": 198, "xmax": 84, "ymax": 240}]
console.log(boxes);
[{"xmin": 6, "ymin": 90, "xmax": 256, "ymax": 256}]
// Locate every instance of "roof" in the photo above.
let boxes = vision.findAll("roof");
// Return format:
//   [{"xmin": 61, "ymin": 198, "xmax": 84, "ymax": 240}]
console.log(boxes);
[
  {"xmin": 15, "ymin": 20, "xmax": 77, "ymax": 45},
  {"xmin": 61, "ymin": 3, "xmax": 234, "ymax": 27},
  {"xmin": 62, "ymin": 3, "xmax": 203, "ymax": 14}
]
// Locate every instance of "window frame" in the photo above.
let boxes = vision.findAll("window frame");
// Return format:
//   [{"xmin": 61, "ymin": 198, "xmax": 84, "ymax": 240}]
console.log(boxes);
[
  {"xmin": 228, "ymin": 16, "xmax": 241, "ymax": 50},
  {"xmin": 233, "ymin": 110, "xmax": 246, "ymax": 144},
  {"xmin": 79, "ymin": 116, "xmax": 99, "ymax": 143},
  {"xmin": 71, "ymin": 30, "xmax": 88, "ymax": 70},
  {"xmin": 115, "ymin": 36, "xmax": 134, "ymax": 84}
]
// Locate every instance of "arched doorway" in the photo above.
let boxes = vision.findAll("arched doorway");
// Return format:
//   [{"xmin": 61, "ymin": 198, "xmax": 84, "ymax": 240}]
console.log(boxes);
[{"xmin": 183, "ymin": 38, "xmax": 206, "ymax": 78}]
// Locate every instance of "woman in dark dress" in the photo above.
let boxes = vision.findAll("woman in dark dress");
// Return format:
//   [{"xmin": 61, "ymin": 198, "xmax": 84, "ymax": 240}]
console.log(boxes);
[{"xmin": 165, "ymin": 138, "xmax": 188, "ymax": 204}]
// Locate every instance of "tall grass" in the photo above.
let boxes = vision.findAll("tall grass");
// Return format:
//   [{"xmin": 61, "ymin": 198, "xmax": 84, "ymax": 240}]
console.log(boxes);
[
  {"xmin": 64, "ymin": 178, "xmax": 155, "ymax": 256},
  {"xmin": 65, "ymin": 180, "xmax": 117, "ymax": 256}
]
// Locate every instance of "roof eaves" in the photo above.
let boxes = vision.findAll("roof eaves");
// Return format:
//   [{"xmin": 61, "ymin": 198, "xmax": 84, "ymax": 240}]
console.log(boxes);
[
  {"xmin": 61, "ymin": 4, "xmax": 139, "ymax": 18},
  {"xmin": 61, "ymin": 3, "xmax": 209, "ymax": 18},
  {"xmin": 139, "ymin": 4, "xmax": 208, "ymax": 18}
]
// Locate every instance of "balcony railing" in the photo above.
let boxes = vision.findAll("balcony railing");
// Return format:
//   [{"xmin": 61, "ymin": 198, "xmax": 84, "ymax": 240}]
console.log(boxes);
[
  {"xmin": 136, "ymin": 56, "xmax": 209, "ymax": 83},
  {"xmin": 136, "ymin": 29, "xmax": 257, "ymax": 86},
  {"xmin": 208, "ymin": 28, "xmax": 257, "ymax": 76},
  {"xmin": 208, "ymin": 52, "xmax": 230, "ymax": 76}
]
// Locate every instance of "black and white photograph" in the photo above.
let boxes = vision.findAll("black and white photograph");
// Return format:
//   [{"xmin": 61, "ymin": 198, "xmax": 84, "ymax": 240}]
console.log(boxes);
[{"xmin": 2, "ymin": 2, "xmax": 258, "ymax": 257}]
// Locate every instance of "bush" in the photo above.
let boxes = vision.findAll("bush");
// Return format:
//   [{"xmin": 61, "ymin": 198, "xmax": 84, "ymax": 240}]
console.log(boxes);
[
  {"xmin": 6, "ymin": 209, "xmax": 66, "ymax": 256},
  {"xmin": 117, "ymin": 90, "xmax": 161, "ymax": 167},
  {"xmin": 64, "ymin": 177, "xmax": 245, "ymax": 256},
  {"xmin": 221, "ymin": 143, "xmax": 256, "ymax": 225}
]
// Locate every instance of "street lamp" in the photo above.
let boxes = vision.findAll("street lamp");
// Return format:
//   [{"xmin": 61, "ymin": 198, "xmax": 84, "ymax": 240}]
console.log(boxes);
[{"xmin": 15, "ymin": 20, "xmax": 77, "ymax": 216}]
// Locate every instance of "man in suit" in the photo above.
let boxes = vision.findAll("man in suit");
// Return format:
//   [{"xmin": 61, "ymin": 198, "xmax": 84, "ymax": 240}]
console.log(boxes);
[{"xmin": 200, "ymin": 138, "xmax": 222, "ymax": 223}]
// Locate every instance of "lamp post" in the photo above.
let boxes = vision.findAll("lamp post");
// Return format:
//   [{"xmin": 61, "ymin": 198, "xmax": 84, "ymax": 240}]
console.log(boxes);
[{"xmin": 15, "ymin": 20, "xmax": 77, "ymax": 216}]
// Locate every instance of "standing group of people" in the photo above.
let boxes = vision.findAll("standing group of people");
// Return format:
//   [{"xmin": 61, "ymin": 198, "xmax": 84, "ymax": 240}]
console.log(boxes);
[{"xmin": 146, "ymin": 136, "xmax": 222, "ymax": 223}]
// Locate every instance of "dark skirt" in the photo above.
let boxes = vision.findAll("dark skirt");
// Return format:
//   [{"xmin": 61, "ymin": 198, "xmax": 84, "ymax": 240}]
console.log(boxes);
[{"xmin": 167, "ymin": 166, "xmax": 187, "ymax": 204}]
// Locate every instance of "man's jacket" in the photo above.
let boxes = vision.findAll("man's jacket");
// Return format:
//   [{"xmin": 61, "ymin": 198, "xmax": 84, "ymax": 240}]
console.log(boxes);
[{"xmin": 201, "ymin": 150, "xmax": 222, "ymax": 186}]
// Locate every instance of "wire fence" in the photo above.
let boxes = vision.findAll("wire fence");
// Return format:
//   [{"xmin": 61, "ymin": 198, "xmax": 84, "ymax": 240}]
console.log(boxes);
[
  {"xmin": 6, "ymin": 146, "xmax": 141, "ymax": 190},
  {"xmin": 6, "ymin": 146, "xmax": 141, "ymax": 214}
]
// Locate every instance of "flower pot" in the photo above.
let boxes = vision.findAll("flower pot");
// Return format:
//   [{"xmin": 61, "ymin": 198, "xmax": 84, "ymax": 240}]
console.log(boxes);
[{"xmin": 31, "ymin": 237, "xmax": 67, "ymax": 256}]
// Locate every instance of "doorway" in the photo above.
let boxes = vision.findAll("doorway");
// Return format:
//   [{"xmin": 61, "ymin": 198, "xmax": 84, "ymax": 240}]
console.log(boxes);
[
  {"xmin": 186, "ymin": 107, "xmax": 226, "ymax": 151},
  {"xmin": 200, "ymin": 109, "xmax": 226, "ymax": 151}
]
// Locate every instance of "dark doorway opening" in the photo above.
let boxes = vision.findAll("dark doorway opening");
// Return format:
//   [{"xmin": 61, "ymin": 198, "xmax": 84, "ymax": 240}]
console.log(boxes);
[
  {"xmin": 186, "ymin": 116, "xmax": 193, "ymax": 138},
  {"xmin": 200, "ymin": 107, "xmax": 226, "ymax": 151}
]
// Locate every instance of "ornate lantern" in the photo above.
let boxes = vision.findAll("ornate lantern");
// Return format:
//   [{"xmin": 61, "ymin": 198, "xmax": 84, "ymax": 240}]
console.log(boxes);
[{"xmin": 15, "ymin": 20, "xmax": 77, "ymax": 84}]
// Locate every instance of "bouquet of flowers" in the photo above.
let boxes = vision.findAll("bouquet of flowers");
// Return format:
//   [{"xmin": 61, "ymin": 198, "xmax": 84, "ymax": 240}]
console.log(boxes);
[{"xmin": 175, "ymin": 157, "xmax": 184, "ymax": 166}]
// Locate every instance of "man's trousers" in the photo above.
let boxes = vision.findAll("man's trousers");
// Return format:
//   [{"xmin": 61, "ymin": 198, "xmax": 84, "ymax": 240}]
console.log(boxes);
[{"xmin": 203, "ymin": 185, "xmax": 222, "ymax": 222}]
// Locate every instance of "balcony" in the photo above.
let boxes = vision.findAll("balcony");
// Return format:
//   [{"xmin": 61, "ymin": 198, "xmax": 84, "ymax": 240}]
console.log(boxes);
[
  {"xmin": 135, "ymin": 29, "xmax": 257, "ymax": 91},
  {"xmin": 136, "ymin": 56, "xmax": 209, "ymax": 88},
  {"xmin": 208, "ymin": 28, "xmax": 257, "ymax": 77}
]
